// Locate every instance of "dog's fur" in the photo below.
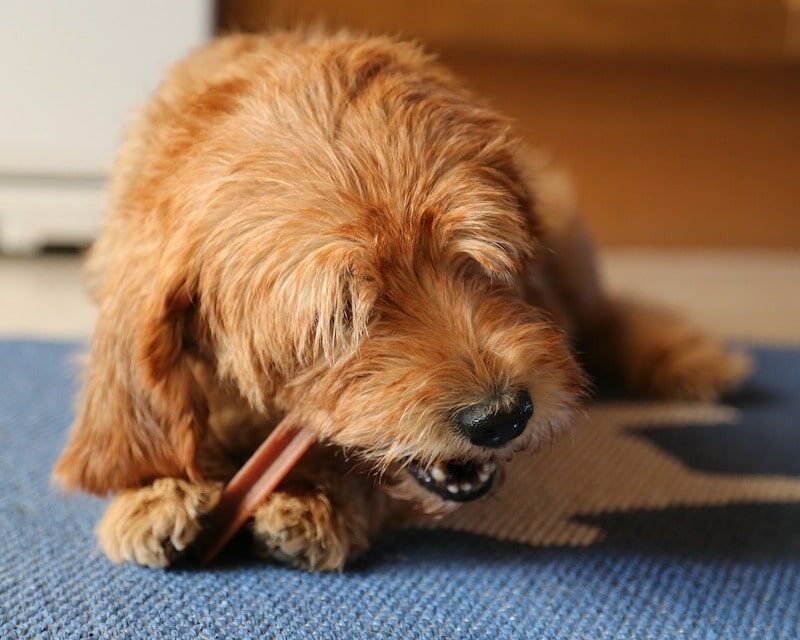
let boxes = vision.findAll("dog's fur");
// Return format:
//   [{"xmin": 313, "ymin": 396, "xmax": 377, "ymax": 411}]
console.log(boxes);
[{"xmin": 53, "ymin": 31, "xmax": 749, "ymax": 571}]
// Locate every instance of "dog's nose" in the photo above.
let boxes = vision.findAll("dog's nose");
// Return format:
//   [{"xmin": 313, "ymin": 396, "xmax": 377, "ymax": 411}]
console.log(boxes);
[{"xmin": 454, "ymin": 390, "xmax": 533, "ymax": 448}]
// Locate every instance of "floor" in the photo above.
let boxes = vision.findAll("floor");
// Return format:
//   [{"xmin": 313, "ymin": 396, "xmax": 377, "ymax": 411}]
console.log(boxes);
[{"xmin": 2, "ymin": 251, "xmax": 799, "ymax": 343}]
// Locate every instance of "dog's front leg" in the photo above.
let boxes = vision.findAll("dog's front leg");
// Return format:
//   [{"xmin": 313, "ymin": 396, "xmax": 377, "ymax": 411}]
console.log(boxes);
[
  {"xmin": 250, "ymin": 467, "xmax": 392, "ymax": 571},
  {"xmin": 96, "ymin": 478, "xmax": 223, "ymax": 568}
]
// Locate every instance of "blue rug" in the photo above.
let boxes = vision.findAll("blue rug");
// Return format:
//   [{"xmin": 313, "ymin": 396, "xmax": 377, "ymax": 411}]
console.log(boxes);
[{"xmin": 1, "ymin": 340, "xmax": 799, "ymax": 639}]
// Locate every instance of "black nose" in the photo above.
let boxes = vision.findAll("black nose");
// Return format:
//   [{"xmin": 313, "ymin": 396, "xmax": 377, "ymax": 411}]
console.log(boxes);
[{"xmin": 454, "ymin": 390, "xmax": 534, "ymax": 448}]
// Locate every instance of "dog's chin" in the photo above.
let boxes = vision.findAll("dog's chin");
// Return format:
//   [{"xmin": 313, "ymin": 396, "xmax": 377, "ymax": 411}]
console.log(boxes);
[
  {"xmin": 382, "ymin": 462, "xmax": 501, "ymax": 518},
  {"xmin": 391, "ymin": 430, "xmax": 536, "ymax": 511},
  {"xmin": 406, "ymin": 459, "xmax": 498, "ymax": 502},
  {"xmin": 380, "ymin": 430, "xmax": 541, "ymax": 515}
]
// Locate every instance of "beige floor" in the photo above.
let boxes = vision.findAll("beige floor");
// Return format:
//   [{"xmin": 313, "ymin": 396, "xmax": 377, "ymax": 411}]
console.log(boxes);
[
  {"xmin": 1, "ymin": 251, "xmax": 799, "ymax": 342},
  {"xmin": 599, "ymin": 250, "xmax": 800, "ymax": 344}
]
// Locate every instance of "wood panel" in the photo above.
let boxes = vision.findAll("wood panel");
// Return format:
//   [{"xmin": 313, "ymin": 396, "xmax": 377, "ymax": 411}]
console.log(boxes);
[
  {"xmin": 220, "ymin": 0, "xmax": 795, "ymax": 62},
  {"xmin": 440, "ymin": 51, "xmax": 800, "ymax": 247}
]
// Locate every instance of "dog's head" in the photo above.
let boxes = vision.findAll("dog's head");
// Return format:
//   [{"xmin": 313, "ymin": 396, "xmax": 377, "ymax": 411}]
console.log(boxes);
[
  {"xmin": 304, "ymin": 255, "xmax": 585, "ymax": 514},
  {"xmin": 140, "ymin": 35, "xmax": 585, "ymax": 512},
  {"xmin": 189, "ymin": 37, "xmax": 584, "ymax": 513}
]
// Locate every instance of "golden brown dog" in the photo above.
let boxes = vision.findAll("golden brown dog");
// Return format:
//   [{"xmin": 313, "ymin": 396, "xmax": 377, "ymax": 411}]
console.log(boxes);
[{"xmin": 53, "ymin": 30, "xmax": 748, "ymax": 571}]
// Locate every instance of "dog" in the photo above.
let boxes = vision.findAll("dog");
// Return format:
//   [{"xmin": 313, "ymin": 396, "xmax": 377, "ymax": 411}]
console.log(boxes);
[{"xmin": 53, "ymin": 30, "xmax": 749, "ymax": 571}]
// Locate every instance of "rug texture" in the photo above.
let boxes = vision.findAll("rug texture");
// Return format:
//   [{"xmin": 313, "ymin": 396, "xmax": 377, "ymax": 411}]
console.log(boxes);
[{"xmin": 1, "ymin": 340, "xmax": 799, "ymax": 639}]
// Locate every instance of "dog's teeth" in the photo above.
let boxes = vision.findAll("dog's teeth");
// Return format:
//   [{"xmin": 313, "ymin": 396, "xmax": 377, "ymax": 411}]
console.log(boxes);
[
  {"xmin": 459, "ymin": 482, "xmax": 473, "ymax": 492},
  {"xmin": 446, "ymin": 484, "xmax": 459, "ymax": 494},
  {"xmin": 477, "ymin": 462, "xmax": 497, "ymax": 482},
  {"xmin": 431, "ymin": 464, "xmax": 447, "ymax": 482}
]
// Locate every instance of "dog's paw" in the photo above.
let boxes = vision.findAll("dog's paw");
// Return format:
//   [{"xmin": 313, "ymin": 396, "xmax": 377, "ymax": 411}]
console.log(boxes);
[
  {"xmin": 643, "ymin": 339, "xmax": 751, "ymax": 401},
  {"xmin": 251, "ymin": 491, "xmax": 352, "ymax": 571},
  {"xmin": 593, "ymin": 300, "xmax": 752, "ymax": 401},
  {"xmin": 96, "ymin": 478, "xmax": 221, "ymax": 568}
]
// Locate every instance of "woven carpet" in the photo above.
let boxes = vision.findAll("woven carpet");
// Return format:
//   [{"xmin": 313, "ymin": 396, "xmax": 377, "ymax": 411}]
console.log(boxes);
[{"xmin": 1, "ymin": 340, "xmax": 799, "ymax": 639}]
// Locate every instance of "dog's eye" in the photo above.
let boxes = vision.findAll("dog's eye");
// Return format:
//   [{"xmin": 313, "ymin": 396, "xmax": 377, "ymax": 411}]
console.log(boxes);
[
  {"xmin": 338, "ymin": 275, "xmax": 377, "ymax": 342},
  {"xmin": 341, "ymin": 297, "xmax": 354, "ymax": 331},
  {"xmin": 453, "ymin": 254, "xmax": 501, "ymax": 282}
]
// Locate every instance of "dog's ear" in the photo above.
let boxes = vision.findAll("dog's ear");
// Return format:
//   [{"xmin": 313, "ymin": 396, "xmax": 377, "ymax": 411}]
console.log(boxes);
[
  {"xmin": 135, "ymin": 267, "xmax": 208, "ymax": 477},
  {"xmin": 53, "ymin": 262, "xmax": 205, "ymax": 495}
]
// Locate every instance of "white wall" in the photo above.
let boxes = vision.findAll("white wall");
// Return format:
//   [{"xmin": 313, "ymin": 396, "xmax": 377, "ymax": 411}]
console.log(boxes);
[{"xmin": 0, "ymin": 1, "xmax": 212, "ymax": 251}]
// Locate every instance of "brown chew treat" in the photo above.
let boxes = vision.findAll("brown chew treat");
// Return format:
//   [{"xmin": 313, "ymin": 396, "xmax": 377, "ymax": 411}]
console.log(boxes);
[{"xmin": 192, "ymin": 418, "xmax": 316, "ymax": 564}]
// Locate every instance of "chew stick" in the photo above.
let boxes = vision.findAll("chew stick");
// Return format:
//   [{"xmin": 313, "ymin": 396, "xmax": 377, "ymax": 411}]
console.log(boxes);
[{"xmin": 193, "ymin": 417, "xmax": 316, "ymax": 564}]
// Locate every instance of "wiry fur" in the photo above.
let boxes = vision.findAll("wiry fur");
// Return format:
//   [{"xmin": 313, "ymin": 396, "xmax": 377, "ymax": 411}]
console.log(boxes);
[{"xmin": 53, "ymin": 31, "xmax": 748, "ymax": 571}]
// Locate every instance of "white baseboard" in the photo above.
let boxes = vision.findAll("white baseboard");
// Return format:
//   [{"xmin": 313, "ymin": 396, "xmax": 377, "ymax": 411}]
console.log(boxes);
[{"xmin": 0, "ymin": 177, "xmax": 104, "ymax": 254}]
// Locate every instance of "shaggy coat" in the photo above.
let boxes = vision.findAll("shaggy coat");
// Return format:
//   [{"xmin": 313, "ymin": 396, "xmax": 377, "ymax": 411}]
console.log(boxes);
[{"xmin": 54, "ymin": 31, "xmax": 747, "ymax": 570}]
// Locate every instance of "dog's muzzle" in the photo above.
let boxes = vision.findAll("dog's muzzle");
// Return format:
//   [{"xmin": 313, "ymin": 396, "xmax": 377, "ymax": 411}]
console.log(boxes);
[{"xmin": 405, "ymin": 390, "xmax": 532, "ymax": 502}]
